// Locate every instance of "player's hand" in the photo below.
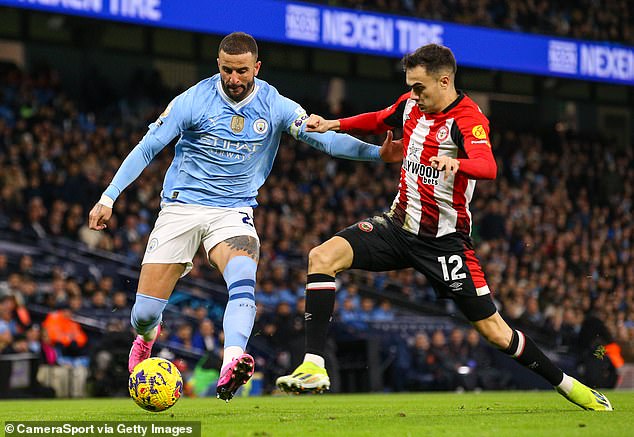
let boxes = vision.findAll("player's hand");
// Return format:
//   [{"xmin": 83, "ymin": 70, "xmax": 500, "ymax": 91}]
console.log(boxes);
[
  {"xmin": 88, "ymin": 202, "xmax": 112, "ymax": 231},
  {"xmin": 379, "ymin": 131, "xmax": 403, "ymax": 163},
  {"xmin": 430, "ymin": 155, "xmax": 460, "ymax": 180},
  {"xmin": 306, "ymin": 114, "xmax": 339, "ymax": 132}
]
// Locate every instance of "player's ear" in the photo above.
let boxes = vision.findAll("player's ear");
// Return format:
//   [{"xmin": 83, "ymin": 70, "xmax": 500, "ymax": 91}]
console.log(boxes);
[
  {"xmin": 254, "ymin": 60, "xmax": 262, "ymax": 77},
  {"xmin": 217, "ymin": 58, "xmax": 221, "ymax": 71},
  {"xmin": 439, "ymin": 74, "xmax": 450, "ymax": 89}
]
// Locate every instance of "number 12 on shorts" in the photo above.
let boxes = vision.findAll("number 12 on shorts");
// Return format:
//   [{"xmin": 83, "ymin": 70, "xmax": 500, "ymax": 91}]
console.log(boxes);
[{"xmin": 437, "ymin": 255, "xmax": 467, "ymax": 281}]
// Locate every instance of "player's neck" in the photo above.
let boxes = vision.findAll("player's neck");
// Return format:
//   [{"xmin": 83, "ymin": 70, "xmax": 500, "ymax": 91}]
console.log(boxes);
[{"xmin": 437, "ymin": 90, "xmax": 459, "ymax": 113}]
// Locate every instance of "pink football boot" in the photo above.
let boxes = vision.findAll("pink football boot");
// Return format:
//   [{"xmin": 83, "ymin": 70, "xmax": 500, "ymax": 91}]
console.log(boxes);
[
  {"xmin": 216, "ymin": 353, "xmax": 255, "ymax": 402},
  {"xmin": 128, "ymin": 324, "xmax": 161, "ymax": 373}
]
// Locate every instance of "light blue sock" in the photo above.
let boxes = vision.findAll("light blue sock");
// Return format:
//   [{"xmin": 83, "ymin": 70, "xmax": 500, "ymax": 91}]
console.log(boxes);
[
  {"xmin": 222, "ymin": 256, "xmax": 257, "ymax": 350},
  {"xmin": 131, "ymin": 293, "xmax": 167, "ymax": 336}
]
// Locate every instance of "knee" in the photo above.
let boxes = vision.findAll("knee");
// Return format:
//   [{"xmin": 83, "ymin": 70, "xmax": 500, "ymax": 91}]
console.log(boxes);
[
  {"xmin": 308, "ymin": 245, "xmax": 336, "ymax": 272},
  {"xmin": 476, "ymin": 325, "xmax": 513, "ymax": 349},
  {"xmin": 483, "ymin": 331, "xmax": 511, "ymax": 349},
  {"xmin": 223, "ymin": 256, "xmax": 257, "ymax": 283},
  {"xmin": 131, "ymin": 294, "xmax": 167, "ymax": 330}
]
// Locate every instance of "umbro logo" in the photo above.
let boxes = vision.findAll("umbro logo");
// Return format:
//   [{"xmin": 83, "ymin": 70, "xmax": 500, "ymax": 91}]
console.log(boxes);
[
  {"xmin": 449, "ymin": 282, "xmax": 463, "ymax": 290},
  {"xmin": 305, "ymin": 312, "xmax": 312, "ymax": 321}
]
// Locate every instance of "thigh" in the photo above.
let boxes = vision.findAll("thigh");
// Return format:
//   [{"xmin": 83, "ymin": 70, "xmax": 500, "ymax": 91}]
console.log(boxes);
[
  {"xmin": 335, "ymin": 215, "xmax": 411, "ymax": 272},
  {"xmin": 202, "ymin": 207, "xmax": 260, "ymax": 268},
  {"xmin": 208, "ymin": 235, "xmax": 259, "ymax": 274},
  {"xmin": 409, "ymin": 233, "xmax": 496, "ymax": 322},
  {"xmin": 137, "ymin": 263, "xmax": 186, "ymax": 299}
]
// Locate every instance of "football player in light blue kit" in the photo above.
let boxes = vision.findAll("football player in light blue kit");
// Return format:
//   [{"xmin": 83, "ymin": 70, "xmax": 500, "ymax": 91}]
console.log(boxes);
[{"xmin": 88, "ymin": 32, "xmax": 402, "ymax": 401}]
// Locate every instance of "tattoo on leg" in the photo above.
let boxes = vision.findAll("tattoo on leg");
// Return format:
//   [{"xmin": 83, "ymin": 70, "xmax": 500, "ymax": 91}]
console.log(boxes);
[{"xmin": 224, "ymin": 236, "xmax": 260, "ymax": 261}]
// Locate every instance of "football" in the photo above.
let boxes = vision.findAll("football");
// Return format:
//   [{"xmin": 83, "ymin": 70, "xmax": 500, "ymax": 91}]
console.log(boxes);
[{"xmin": 129, "ymin": 358, "xmax": 183, "ymax": 412}]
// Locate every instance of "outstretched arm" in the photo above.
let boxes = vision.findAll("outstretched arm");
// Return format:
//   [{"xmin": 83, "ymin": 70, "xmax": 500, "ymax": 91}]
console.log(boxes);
[
  {"xmin": 297, "ymin": 128, "xmax": 402, "ymax": 163},
  {"xmin": 88, "ymin": 133, "xmax": 169, "ymax": 230},
  {"xmin": 89, "ymin": 90, "xmax": 193, "ymax": 230},
  {"xmin": 306, "ymin": 92, "xmax": 411, "ymax": 135}
]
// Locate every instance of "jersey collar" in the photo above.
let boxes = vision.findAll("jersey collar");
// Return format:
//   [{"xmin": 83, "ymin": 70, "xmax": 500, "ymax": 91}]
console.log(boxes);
[
  {"xmin": 441, "ymin": 90, "xmax": 465, "ymax": 113},
  {"xmin": 216, "ymin": 80, "xmax": 260, "ymax": 110}
]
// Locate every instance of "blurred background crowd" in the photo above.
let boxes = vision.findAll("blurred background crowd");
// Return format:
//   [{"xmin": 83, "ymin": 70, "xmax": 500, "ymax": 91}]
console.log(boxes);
[
  {"xmin": 0, "ymin": 0, "xmax": 632, "ymax": 398},
  {"xmin": 311, "ymin": 0, "xmax": 633, "ymax": 44}
]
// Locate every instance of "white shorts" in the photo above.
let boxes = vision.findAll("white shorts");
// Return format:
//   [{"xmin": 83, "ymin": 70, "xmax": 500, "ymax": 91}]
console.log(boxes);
[{"xmin": 142, "ymin": 203, "xmax": 259, "ymax": 277}]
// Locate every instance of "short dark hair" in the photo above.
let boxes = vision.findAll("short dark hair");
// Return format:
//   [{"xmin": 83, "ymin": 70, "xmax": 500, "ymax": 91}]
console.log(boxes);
[
  {"xmin": 402, "ymin": 44, "xmax": 457, "ymax": 77},
  {"xmin": 219, "ymin": 32, "xmax": 258, "ymax": 58}
]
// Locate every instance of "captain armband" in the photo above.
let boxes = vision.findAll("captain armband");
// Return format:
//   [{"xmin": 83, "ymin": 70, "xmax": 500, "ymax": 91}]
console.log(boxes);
[{"xmin": 289, "ymin": 113, "xmax": 310, "ymax": 139}]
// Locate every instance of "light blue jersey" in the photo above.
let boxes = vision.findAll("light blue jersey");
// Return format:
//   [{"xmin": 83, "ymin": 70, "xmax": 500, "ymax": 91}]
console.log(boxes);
[{"xmin": 103, "ymin": 74, "xmax": 381, "ymax": 208}]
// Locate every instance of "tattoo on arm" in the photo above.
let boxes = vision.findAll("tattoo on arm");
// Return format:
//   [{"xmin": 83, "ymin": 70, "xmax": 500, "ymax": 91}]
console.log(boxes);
[{"xmin": 224, "ymin": 236, "xmax": 260, "ymax": 261}]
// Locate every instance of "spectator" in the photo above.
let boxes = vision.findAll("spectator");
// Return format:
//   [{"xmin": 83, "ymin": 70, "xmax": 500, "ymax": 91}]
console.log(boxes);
[
  {"xmin": 428, "ymin": 329, "xmax": 457, "ymax": 390},
  {"xmin": 41, "ymin": 302, "xmax": 89, "ymax": 365},
  {"xmin": 465, "ymin": 328, "xmax": 512, "ymax": 390},
  {"xmin": 110, "ymin": 291, "xmax": 131, "ymax": 321},
  {"xmin": 169, "ymin": 323, "xmax": 194, "ymax": 351},
  {"xmin": 89, "ymin": 318, "xmax": 133, "ymax": 396},
  {"xmin": 0, "ymin": 253, "xmax": 10, "ymax": 281},
  {"xmin": 192, "ymin": 318, "xmax": 220, "ymax": 354},
  {"xmin": 373, "ymin": 299, "xmax": 395, "ymax": 321},
  {"xmin": 407, "ymin": 332, "xmax": 435, "ymax": 391}
]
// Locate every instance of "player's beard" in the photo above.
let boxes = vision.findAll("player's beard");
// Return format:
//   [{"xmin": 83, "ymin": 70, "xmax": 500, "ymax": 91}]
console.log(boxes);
[{"xmin": 222, "ymin": 79, "xmax": 254, "ymax": 102}]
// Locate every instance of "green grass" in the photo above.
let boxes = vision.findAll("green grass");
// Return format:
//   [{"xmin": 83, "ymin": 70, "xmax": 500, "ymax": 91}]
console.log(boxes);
[{"xmin": 1, "ymin": 391, "xmax": 632, "ymax": 437}]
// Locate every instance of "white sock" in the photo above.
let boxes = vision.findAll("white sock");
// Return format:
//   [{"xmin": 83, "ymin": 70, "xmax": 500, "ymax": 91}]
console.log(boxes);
[
  {"xmin": 304, "ymin": 353, "xmax": 325, "ymax": 368},
  {"xmin": 222, "ymin": 346, "xmax": 244, "ymax": 370},
  {"xmin": 557, "ymin": 373, "xmax": 575, "ymax": 395},
  {"xmin": 140, "ymin": 325, "xmax": 158, "ymax": 342}
]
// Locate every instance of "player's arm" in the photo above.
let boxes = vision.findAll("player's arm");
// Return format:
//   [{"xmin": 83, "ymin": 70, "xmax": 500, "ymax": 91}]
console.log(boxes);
[
  {"xmin": 299, "ymin": 128, "xmax": 401, "ymax": 162},
  {"xmin": 306, "ymin": 92, "xmax": 410, "ymax": 135},
  {"xmin": 88, "ymin": 91, "xmax": 193, "ymax": 230},
  {"xmin": 430, "ymin": 118, "xmax": 497, "ymax": 180},
  {"xmin": 280, "ymin": 95, "xmax": 402, "ymax": 163},
  {"xmin": 294, "ymin": 120, "xmax": 380, "ymax": 161}
]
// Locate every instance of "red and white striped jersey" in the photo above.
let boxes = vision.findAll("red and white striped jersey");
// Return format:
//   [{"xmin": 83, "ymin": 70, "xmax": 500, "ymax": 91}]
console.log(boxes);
[{"xmin": 339, "ymin": 91, "xmax": 496, "ymax": 238}]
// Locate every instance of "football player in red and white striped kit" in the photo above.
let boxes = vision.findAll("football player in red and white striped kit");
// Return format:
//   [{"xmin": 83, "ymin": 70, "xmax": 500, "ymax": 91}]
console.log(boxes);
[{"xmin": 276, "ymin": 44, "xmax": 612, "ymax": 411}]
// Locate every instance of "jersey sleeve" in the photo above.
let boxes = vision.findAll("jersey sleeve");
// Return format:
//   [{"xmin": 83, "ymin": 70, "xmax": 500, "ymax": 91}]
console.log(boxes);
[
  {"xmin": 275, "ymin": 94, "xmax": 310, "ymax": 140},
  {"xmin": 147, "ymin": 88, "xmax": 196, "ymax": 143},
  {"xmin": 103, "ymin": 89, "xmax": 195, "ymax": 201},
  {"xmin": 338, "ymin": 92, "xmax": 410, "ymax": 134},
  {"xmin": 276, "ymin": 94, "xmax": 381, "ymax": 161},
  {"xmin": 451, "ymin": 112, "xmax": 497, "ymax": 180}
]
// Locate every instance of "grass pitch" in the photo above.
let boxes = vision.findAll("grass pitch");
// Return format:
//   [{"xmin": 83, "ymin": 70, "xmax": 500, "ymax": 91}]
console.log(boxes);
[{"xmin": 1, "ymin": 391, "xmax": 632, "ymax": 437}]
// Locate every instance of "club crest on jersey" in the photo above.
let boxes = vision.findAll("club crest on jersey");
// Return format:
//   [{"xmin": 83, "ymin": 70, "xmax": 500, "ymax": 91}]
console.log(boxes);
[
  {"xmin": 436, "ymin": 126, "xmax": 449, "ymax": 142},
  {"xmin": 146, "ymin": 238, "xmax": 159, "ymax": 253},
  {"xmin": 472, "ymin": 125, "xmax": 487, "ymax": 140},
  {"xmin": 253, "ymin": 118, "xmax": 269, "ymax": 135},
  {"xmin": 231, "ymin": 116, "xmax": 245, "ymax": 133},
  {"xmin": 358, "ymin": 222, "xmax": 374, "ymax": 232}
]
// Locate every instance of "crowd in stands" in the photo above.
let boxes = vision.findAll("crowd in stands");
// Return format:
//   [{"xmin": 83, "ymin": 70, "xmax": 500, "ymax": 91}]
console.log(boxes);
[
  {"xmin": 311, "ymin": 0, "xmax": 633, "ymax": 44},
  {"xmin": 0, "ymin": 62, "xmax": 632, "ymax": 396}
]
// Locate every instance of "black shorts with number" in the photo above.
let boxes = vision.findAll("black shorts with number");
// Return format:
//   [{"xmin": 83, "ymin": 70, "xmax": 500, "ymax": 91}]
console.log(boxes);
[{"xmin": 336, "ymin": 215, "xmax": 496, "ymax": 322}]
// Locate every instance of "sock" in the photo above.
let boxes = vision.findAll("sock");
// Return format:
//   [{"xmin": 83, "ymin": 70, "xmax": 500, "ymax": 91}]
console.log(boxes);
[
  {"xmin": 304, "ymin": 273, "xmax": 336, "ymax": 357},
  {"xmin": 304, "ymin": 353, "xmax": 325, "ymax": 368},
  {"xmin": 557, "ymin": 373, "xmax": 575, "ymax": 395},
  {"xmin": 131, "ymin": 293, "xmax": 167, "ymax": 340},
  {"xmin": 222, "ymin": 345, "xmax": 244, "ymax": 370},
  {"xmin": 504, "ymin": 329, "xmax": 564, "ymax": 386},
  {"xmin": 222, "ymin": 256, "xmax": 257, "ymax": 353}
]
